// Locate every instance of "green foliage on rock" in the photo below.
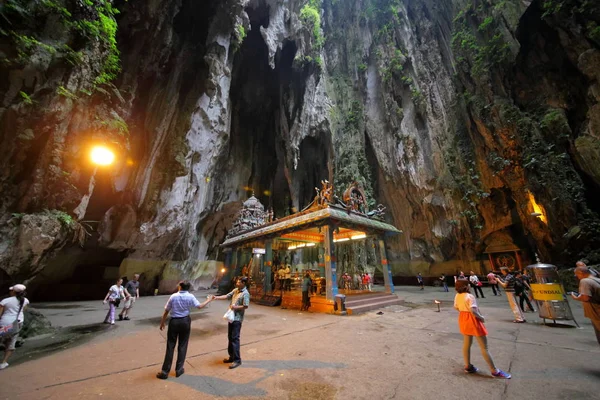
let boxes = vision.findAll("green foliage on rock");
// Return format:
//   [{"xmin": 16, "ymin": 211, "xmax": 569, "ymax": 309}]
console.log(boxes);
[
  {"xmin": 301, "ymin": 0, "xmax": 325, "ymax": 50},
  {"xmin": 1, "ymin": 0, "xmax": 123, "ymax": 90}
]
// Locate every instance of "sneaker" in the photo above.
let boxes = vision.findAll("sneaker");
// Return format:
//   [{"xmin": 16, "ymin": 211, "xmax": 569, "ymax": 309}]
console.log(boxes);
[
  {"xmin": 124, "ymin": 317, "xmax": 130, "ymax": 320},
  {"xmin": 0, "ymin": 362, "xmax": 8, "ymax": 370},
  {"xmin": 110, "ymin": 321, "xmax": 115, "ymax": 325},
  {"xmin": 229, "ymin": 361, "xmax": 242, "ymax": 369},
  {"xmin": 492, "ymin": 369, "xmax": 511, "ymax": 379},
  {"xmin": 464, "ymin": 364, "xmax": 479, "ymax": 373}
]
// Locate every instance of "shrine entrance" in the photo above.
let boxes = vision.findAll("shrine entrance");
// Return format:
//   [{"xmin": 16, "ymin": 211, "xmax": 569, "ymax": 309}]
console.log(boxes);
[{"xmin": 220, "ymin": 182, "xmax": 402, "ymax": 313}]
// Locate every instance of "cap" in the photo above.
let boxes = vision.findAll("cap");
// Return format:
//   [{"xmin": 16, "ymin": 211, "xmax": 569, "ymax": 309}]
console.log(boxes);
[{"xmin": 9, "ymin": 284, "xmax": 26, "ymax": 292}]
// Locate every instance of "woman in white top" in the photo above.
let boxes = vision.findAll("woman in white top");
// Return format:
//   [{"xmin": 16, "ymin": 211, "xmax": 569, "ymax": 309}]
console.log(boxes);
[
  {"xmin": 0, "ymin": 284, "xmax": 29, "ymax": 370},
  {"xmin": 102, "ymin": 278, "xmax": 130, "ymax": 325}
]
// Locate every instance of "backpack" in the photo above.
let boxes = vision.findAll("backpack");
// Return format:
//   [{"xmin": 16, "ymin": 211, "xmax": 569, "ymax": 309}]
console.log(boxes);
[{"xmin": 513, "ymin": 278, "xmax": 524, "ymax": 294}]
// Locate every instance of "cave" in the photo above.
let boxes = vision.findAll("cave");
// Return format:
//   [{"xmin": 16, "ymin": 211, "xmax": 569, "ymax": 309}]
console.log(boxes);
[{"xmin": 228, "ymin": 2, "xmax": 319, "ymax": 216}]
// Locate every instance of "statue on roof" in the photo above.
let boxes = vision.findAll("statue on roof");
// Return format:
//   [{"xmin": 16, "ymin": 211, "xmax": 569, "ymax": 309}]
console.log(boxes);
[{"xmin": 342, "ymin": 181, "xmax": 367, "ymax": 214}]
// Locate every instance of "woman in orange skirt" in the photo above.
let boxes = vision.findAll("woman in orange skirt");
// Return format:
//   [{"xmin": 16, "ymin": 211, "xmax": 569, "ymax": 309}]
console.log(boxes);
[{"xmin": 454, "ymin": 280, "xmax": 511, "ymax": 378}]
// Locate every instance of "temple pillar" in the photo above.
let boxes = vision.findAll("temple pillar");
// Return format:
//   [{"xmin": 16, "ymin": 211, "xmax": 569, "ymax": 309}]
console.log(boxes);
[
  {"xmin": 264, "ymin": 240, "xmax": 273, "ymax": 293},
  {"xmin": 378, "ymin": 238, "xmax": 394, "ymax": 294},
  {"xmin": 323, "ymin": 225, "xmax": 338, "ymax": 301}
]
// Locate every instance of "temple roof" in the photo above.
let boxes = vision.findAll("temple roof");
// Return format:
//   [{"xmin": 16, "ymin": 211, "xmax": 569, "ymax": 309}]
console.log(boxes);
[{"xmin": 221, "ymin": 204, "xmax": 402, "ymax": 247}]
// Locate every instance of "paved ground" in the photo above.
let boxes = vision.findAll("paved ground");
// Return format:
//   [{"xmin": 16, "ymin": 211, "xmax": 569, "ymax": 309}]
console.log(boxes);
[{"xmin": 1, "ymin": 285, "xmax": 599, "ymax": 400}]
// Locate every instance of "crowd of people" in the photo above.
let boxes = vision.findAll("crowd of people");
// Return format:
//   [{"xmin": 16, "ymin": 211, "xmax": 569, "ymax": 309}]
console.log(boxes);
[{"xmin": 1, "ymin": 259, "xmax": 597, "ymax": 379}]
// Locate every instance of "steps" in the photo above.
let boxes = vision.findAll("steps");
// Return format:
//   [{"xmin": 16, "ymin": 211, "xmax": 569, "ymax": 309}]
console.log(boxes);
[{"xmin": 344, "ymin": 293, "xmax": 403, "ymax": 315}]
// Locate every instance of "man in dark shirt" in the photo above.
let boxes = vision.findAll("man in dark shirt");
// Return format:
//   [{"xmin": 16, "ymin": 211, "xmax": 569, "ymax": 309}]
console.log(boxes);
[
  {"xmin": 497, "ymin": 268, "xmax": 525, "ymax": 323},
  {"xmin": 156, "ymin": 281, "xmax": 213, "ymax": 379},
  {"xmin": 119, "ymin": 274, "xmax": 140, "ymax": 321}
]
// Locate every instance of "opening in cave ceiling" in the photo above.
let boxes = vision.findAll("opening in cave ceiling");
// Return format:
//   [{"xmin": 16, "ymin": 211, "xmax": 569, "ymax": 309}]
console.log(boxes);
[{"xmin": 228, "ymin": 1, "xmax": 331, "ymax": 217}]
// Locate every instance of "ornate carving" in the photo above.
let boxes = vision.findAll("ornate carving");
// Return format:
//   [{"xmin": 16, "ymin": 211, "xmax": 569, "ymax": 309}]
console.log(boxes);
[
  {"xmin": 314, "ymin": 180, "xmax": 333, "ymax": 207},
  {"xmin": 367, "ymin": 204, "xmax": 386, "ymax": 220},
  {"xmin": 342, "ymin": 181, "xmax": 367, "ymax": 213},
  {"xmin": 226, "ymin": 195, "xmax": 267, "ymax": 239}
]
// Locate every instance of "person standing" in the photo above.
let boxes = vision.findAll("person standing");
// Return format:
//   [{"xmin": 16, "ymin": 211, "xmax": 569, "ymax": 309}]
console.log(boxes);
[
  {"xmin": 0, "ymin": 284, "xmax": 29, "ymax": 370},
  {"xmin": 365, "ymin": 273, "xmax": 373, "ymax": 291},
  {"xmin": 496, "ymin": 268, "xmax": 526, "ymax": 323},
  {"xmin": 156, "ymin": 281, "xmax": 212, "ymax": 379},
  {"xmin": 103, "ymin": 278, "xmax": 130, "ymax": 325},
  {"xmin": 301, "ymin": 272, "xmax": 312, "ymax": 311},
  {"xmin": 284, "ymin": 264, "xmax": 292, "ymax": 291},
  {"xmin": 119, "ymin": 274, "xmax": 140, "ymax": 321},
  {"xmin": 417, "ymin": 273, "xmax": 424, "ymax": 290},
  {"xmin": 469, "ymin": 271, "xmax": 485, "ymax": 299},
  {"xmin": 213, "ymin": 276, "xmax": 250, "ymax": 369},
  {"xmin": 453, "ymin": 280, "xmax": 511, "ymax": 378},
  {"xmin": 486, "ymin": 271, "xmax": 500, "ymax": 296},
  {"xmin": 571, "ymin": 266, "xmax": 600, "ymax": 345},
  {"xmin": 440, "ymin": 274, "xmax": 449, "ymax": 292}
]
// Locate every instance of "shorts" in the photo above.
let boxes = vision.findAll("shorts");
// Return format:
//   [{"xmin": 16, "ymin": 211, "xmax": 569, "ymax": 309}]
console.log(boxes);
[
  {"xmin": 1, "ymin": 325, "xmax": 21, "ymax": 351},
  {"xmin": 123, "ymin": 297, "xmax": 136, "ymax": 309}
]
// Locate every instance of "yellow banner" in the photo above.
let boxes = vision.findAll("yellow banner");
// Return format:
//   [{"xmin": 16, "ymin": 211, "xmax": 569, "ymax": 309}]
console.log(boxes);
[{"xmin": 530, "ymin": 283, "xmax": 565, "ymax": 301}]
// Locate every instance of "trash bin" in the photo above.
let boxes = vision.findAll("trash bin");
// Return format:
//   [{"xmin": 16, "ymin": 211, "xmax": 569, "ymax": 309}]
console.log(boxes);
[
  {"xmin": 334, "ymin": 294, "xmax": 346, "ymax": 314},
  {"xmin": 526, "ymin": 263, "xmax": 579, "ymax": 326}
]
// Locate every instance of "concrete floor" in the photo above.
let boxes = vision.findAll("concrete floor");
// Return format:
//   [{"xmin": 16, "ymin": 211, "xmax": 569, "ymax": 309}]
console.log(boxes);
[{"xmin": 1, "ymin": 285, "xmax": 599, "ymax": 399}]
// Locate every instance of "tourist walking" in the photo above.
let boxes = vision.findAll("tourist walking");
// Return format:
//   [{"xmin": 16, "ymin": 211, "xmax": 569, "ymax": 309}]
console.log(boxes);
[
  {"xmin": 0, "ymin": 284, "xmax": 29, "ymax": 370},
  {"xmin": 156, "ymin": 281, "xmax": 213, "ymax": 379},
  {"xmin": 515, "ymin": 272, "xmax": 535, "ymax": 313},
  {"xmin": 119, "ymin": 274, "xmax": 140, "ymax": 321},
  {"xmin": 469, "ymin": 271, "xmax": 485, "ymax": 299},
  {"xmin": 212, "ymin": 276, "xmax": 250, "ymax": 369},
  {"xmin": 417, "ymin": 272, "xmax": 424, "ymax": 290},
  {"xmin": 496, "ymin": 268, "xmax": 526, "ymax": 323},
  {"xmin": 486, "ymin": 271, "xmax": 500, "ymax": 296},
  {"xmin": 440, "ymin": 274, "xmax": 449, "ymax": 292},
  {"xmin": 453, "ymin": 280, "xmax": 511, "ymax": 378},
  {"xmin": 571, "ymin": 266, "xmax": 600, "ymax": 345},
  {"xmin": 301, "ymin": 272, "xmax": 312, "ymax": 311},
  {"xmin": 102, "ymin": 278, "xmax": 130, "ymax": 325}
]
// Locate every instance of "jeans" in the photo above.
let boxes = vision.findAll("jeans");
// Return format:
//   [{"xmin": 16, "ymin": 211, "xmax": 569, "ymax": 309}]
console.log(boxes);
[
  {"xmin": 472, "ymin": 285, "xmax": 485, "ymax": 298},
  {"xmin": 519, "ymin": 292, "xmax": 535, "ymax": 312},
  {"xmin": 228, "ymin": 321, "xmax": 242, "ymax": 362},
  {"xmin": 443, "ymin": 283, "xmax": 449, "ymax": 292},
  {"xmin": 490, "ymin": 283, "xmax": 499, "ymax": 295},
  {"xmin": 301, "ymin": 291, "xmax": 310, "ymax": 310},
  {"xmin": 161, "ymin": 316, "xmax": 191, "ymax": 373},
  {"xmin": 104, "ymin": 302, "xmax": 116, "ymax": 323}
]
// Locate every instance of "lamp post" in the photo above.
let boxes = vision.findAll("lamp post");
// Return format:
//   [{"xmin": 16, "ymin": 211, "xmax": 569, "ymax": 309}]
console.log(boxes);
[{"xmin": 73, "ymin": 145, "xmax": 115, "ymax": 220}]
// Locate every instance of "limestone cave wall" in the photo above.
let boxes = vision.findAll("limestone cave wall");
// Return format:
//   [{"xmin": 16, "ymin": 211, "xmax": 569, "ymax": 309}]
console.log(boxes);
[{"xmin": 0, "ymin": 0, "xmax": 599, "ymax": 297}]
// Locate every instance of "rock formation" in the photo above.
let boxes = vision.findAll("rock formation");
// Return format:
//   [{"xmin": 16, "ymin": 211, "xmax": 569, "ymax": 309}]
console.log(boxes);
[{"xmin": 0, "ymin": 0, "xmax": 599, "ymax": 298}]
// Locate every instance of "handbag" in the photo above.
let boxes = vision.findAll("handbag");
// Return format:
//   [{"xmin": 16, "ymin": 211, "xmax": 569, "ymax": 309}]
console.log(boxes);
[
  {"xmin": 223, "ymin": 308, "xmax": 235, "ymax": 323},
  {"xmin": 476, "ymin": 281, "xmax": 483, "ymax": 287},
  {"xmin": 0, "ymin": 301, "xmax": 24, "ymax": 338}
]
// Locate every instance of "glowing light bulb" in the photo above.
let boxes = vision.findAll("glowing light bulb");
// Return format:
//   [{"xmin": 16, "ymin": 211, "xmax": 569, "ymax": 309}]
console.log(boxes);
[{"xmin": 90, "ymin": 146, "xmax": 115, "ymax": 166}]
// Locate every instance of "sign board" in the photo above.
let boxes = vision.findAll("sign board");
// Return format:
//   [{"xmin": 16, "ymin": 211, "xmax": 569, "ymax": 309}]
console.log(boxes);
[
  {"xmin": 252, "ymin": 248, "xmax": 266, "ymax": 254},
  {"xmin": 530, "ymin": 283, "xmax": 565, "ymax": 301}
]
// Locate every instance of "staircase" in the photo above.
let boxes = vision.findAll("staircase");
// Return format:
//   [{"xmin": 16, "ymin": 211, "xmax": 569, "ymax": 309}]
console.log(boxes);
[{"xmin": 344, "ymin": 293, "xmax": 403, "ymax": 315}]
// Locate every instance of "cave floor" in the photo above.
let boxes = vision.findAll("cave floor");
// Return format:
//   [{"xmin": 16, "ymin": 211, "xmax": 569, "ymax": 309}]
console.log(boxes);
[{"xmin": 1, "ymin": 286, "xmax": 599, "ymax": 399}]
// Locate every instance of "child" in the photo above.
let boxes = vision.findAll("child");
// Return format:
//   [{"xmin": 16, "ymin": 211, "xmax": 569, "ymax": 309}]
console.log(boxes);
[{"xmin": 453, "ymin": 280, "xmax": 511, "ymax": 378}]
